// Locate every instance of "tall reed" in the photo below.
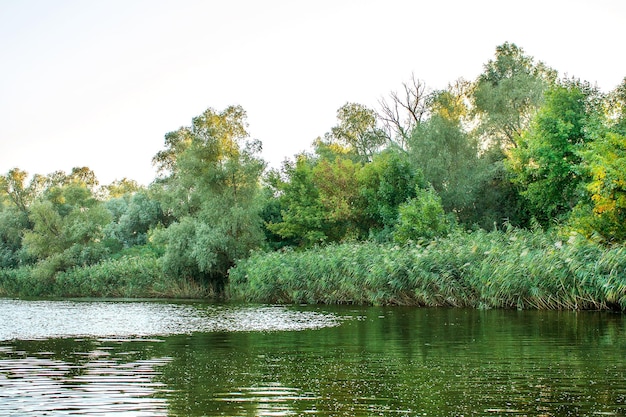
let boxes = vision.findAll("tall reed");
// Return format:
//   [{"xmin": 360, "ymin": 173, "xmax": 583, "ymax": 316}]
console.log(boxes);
[
  {"xmin": 228, "ymin": 229, "xmax": 626, "ymax": 310},
  {"xmin": 0, "ymin": 255, "xmax": 211, "ymax": 298}
]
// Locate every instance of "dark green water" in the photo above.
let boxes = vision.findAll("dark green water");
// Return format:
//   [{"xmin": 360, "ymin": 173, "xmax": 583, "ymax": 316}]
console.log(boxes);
[{"xmin": 1, "ymin": 300, "xmax": 625, "ymax": 416}]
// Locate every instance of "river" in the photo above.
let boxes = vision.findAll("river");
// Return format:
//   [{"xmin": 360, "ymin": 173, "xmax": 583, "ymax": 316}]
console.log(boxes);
[{"xmin": 0, "ymin": 299, "xmax": 625, "ymax": 416}]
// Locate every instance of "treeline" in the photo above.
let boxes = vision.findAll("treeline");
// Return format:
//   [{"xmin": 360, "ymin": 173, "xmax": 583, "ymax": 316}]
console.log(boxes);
[{"xmin": 1, "ymin": 43, "xmax": 626, "ymax": 306}]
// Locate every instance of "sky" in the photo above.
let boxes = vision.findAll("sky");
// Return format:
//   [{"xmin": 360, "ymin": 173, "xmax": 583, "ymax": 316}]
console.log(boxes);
[{"xmin": 1, "ymin": 0, "xmax": 625, "ymax": 186}]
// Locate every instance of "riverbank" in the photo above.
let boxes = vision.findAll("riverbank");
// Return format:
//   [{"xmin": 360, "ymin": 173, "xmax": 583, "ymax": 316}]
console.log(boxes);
[
  {"xmin": 228, "ymin": 229, "xmax": 626, "ymax": 311},
  {"xmin": 2, "ymin": 228, "xmax": 625, "ymax": 310}
]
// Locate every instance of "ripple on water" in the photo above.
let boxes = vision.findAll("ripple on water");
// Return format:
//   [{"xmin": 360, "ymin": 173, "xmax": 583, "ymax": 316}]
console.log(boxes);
[
  {"xmin": 0, "ymin": 300, "xmax": 346, "ymax": 341},
  {"xmin": 0, "ymin": 350, "xmax": 171, "ymax": 417}
]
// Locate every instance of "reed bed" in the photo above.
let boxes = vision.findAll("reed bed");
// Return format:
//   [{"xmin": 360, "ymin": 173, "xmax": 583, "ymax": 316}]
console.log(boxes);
[
  {"xmin": 0, "ymin": 255, "xmax": 210, "ymax": 298},
  {"xmin": 228, "ymin": 229, "xmax": 626, "ymax": 311}
]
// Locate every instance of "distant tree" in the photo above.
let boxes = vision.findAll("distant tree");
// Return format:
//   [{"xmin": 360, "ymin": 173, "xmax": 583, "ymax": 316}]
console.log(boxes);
[
  {"xmin": 23, "ymin": 182, "xmax": 111, "ymax": 268},
  {"xmin": 393, "ymin": 186, "xmax": 451, "ymax": 243},
  {"xmin": 606, "ymin": 78, "xmax": 626, "ymax": 135},
  {"xmin": 571, "ymin": 132, "xmax": 626, "ymax": 243},
  {"xmin": 105, "ymin": 178, "xmax": 142, "ymax": 199},
  {"xmin": 473, "ymin": 42, "xmax": 556, "ymax": 149},
  {"xmin": 0, "ymin": 168, "xmax": 46, "ymax": 215},
  {"xmin": 409, "ymin": 86, "xmax": 483, "ymax": 223},
  {"xmin": 378, "ymin": 74, "xmax": 431, "ymax": 149},
  {"xmin": 104, "ymin": 190, "xmax": 163, "ymax": 248},
  {"xmin": 358, "ymin": 149, "xmax": 423, "ymax": 240},
  {"xmin": 0, "ymin": 206, "xmax": 30, "ymax": 268},
  {"xmin": 265, "ymin": 155, "xmax": 328, "ymax": 246},
  {"xmin": 323, "ymin": 103, "xmax": 387, "ymax": 162}
]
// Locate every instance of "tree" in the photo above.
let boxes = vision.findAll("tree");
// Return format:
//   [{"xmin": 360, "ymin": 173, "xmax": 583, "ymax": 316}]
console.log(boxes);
[
  {"xmin": 0, "ymin": 168, "xmax": 46, "ymax": 215},
  {"xmin": 509, "ymin": 80, "xmax": 602, "ymax": 226},
  {"xmin": 265, "ymin": 154, "xmax": 329, "ymax": 246},
  {"xmin": 408, "ymin": 87, "xmax": 483, "ymax": 223},
  {"xmin": 358, "ymin": 149, "xmax": 422, "ymax": 239},
  {"xmin": 105, "ymin": 178, "xmax": 142, "ymax": 199},
  {"xmin": 607, "ymin": 78, "xmax": 626, "ymax": 135},
  {"xmin": 378, "ymin": 74, "xmax": 430, "ymax": 149},
  {"xmin": 323, "ymin": 103, "xmax": 387, "ymax": 162},
  {"xmin": 104, "ymin": 190, "xmax": 163, "ymax": 248},
  {"xmin": 23, "ymin": 182, "xmax": 112, "ymax": 270},
  {"xmin": 571, "ymin": 132, "xmax": 626, "ymax": 242},
  {"xmin": 153, "ymin": 106, "xmax": 266, "ymax": 289},
  {"xmin": 473, "ymin": 42, "xmax": 556, "ymax": 149},
  {"xmin": 0, "ymin": 205, "xmax": 30, "ymax": 268}
]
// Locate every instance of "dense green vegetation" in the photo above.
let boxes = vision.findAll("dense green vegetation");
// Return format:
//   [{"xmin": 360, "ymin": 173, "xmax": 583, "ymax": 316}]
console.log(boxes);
[{"xmin": 2, "ymin": 42, "xmax": 626, "ymax": 309}]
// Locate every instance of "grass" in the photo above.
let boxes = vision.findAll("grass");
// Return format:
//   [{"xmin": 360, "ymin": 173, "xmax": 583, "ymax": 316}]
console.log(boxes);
[{"xmin": 228, "ymin": 228, "xmax": 626, "ymax": 311}]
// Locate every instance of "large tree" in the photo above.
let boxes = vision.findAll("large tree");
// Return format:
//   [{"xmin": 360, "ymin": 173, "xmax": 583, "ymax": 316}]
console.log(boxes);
[
  {"xmin": 152, "ymin": 106, "xmax": 265, "ymax": 288},
  {"xmin": 509, "ymin": 80, "xmax": 602, "ymax": 226},
  {"xmin": 473, "ymin": 42, "xmax": 556, "ymax": 149},
  {"xmin": 409, "ymin": 86, "xmax": 483, "ymax": 224}
]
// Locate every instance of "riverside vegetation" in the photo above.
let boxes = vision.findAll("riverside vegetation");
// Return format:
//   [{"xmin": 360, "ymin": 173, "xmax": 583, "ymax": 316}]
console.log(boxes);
[{"xmin": 2, "ymin": 43, "xmax": 626, "ymax": 309}]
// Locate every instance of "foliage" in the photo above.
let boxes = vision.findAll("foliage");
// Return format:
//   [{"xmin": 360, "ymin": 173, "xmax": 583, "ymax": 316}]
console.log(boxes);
[
  {"xmin": 152, "ymin": 106, "xmax": 266, "ymax": 289},
  {"xmin": 409, "ymin": 88, "xmax": 483, "ymax": 220},
  {"xmin": 393, "ymin": 186, "xmax": 452, "ymax": 243},
  {"xmin": 2, "ymin": 44, "xmax": 626, "ymax": 306},
  {"xmin": 358, "ymin": 149, "xmax": 422, "ymax": 239},
  {"xmin": 265, "ymin": 155, "xmax": 328, "ymax": 246},
  {"xmin": 0, "ymin": 206, "xmax": 30, "ymax": 268},
  {"xmin": 104, "ymin": 190, "xmax": 163, "ymax": 248},
  {"xmin": 323, "ymin": 102, "xmax": 387, "ymax": 162},
  {"xmin": 571, "ymin": 132, "xmax": 626, "ymax": 242},
  {"xmin": 0, "ymin": 251, "xmax": 206, "ymax": 298},
  {"xmin": 508, "ymin": 80, "xmax": 602, "ymax": 226},
  {"xmin": 473, "ymin": 42, "xmax": 556, "ymax": 149},
  {"xmin": 24, "ymin": 183, "xmax": 111, "ymax": 261}
]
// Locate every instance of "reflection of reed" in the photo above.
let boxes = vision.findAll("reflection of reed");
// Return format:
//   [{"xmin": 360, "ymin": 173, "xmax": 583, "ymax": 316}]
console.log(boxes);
[{"xmin": 0, "ymin": 352, "xmax": 171, "ymax": 416}]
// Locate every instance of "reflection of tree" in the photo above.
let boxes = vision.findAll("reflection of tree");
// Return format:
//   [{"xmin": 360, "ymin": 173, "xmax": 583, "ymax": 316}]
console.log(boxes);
[{"xmin": 156, "ymin": 307, "xmax": 626, "ymax": 416}]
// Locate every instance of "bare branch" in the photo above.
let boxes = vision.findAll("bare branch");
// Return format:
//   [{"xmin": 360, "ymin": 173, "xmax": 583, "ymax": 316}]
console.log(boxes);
[{"xmin": 378, "ymin": 74, "xmax": 430, "ymax": 149}]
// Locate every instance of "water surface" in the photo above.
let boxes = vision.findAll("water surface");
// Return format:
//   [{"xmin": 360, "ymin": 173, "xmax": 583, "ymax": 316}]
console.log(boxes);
[{"xmin": 1, "ymin": 299, "xmax": 625, "ymax": 416}]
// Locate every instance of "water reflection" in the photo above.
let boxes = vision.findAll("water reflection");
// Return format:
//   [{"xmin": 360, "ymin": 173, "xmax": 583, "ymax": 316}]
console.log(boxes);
[
  {"xmin": 0, "ymin": 338, "xmax": 170, "ymax": 416},
  {"xmin": 1, "ymin": 301, "xmax": 626, "ymax": 416},
  {"xmin": 0, "ymin": 299, "xmax": 343, "ymax": 341}
]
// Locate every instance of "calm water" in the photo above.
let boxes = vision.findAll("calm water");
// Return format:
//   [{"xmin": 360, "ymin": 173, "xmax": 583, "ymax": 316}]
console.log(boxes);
[{"xmin": 1, "ymin": 299, "xmax": 625, "ymax": 416}]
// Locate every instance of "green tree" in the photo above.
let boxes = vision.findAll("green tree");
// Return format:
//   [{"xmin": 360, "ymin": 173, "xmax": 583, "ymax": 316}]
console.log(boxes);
[
  {"xmin": 409, "ymin": 87, "xmax": 483, "ymax": 224},
  {"xmin": 265, "ymin": 154, "xmax": 328, "ymax": 246},
  {"xmin": 509, "ymin": 80, "xmax": 602, "ymax": 226},
  {"xmin": 0, "ymin": 205, "xmax": 30, "ymax": 268},
  {"xmin": 23, "ymin": 183, "xmax": 111, "ymax": 261},
  {"xmin": 153, "ymin": 106, "xmax": 265, "ymax": 289},
  {"xmin": 322, "ymin": 103, "xmax": 387, "ymax": 162},
  {"xmin": 474, "ymin": 42, "xmax": 556, "ymax": 149},
  {"xmin": 104, "ymin": 190, "xmax": 163, "ymax": 248},
  {"xmin": 607, "ymin": 78, "xmax": 626, "ymax": 135},
  {"xmin": 105, "ymin": 178, "xmax": 142, "ymax": 199},
  {"xmin": 358, "ymin": 149, "xmax": 422, "ymax": 240},
  {"xmin": 0, "ymin": 168, "xmax": 47, "ymax": 215},
  {"xmin": 571, "ymin": 132, "xmax": 626, "ymax": 242},
  {"xmin": 393, "ymin": 186, "xmax": 451, "ymax": 243}
]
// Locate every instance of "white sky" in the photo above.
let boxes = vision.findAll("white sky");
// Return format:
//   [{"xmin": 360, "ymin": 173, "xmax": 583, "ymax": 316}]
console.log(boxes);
[{"xmin": 1, "ymin": 0, "xmax": 625, "ymax": 185}]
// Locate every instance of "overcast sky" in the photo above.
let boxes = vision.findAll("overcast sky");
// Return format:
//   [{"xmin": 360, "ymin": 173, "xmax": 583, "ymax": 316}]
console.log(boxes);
[{"xmin": 1, "ymin": 0, "xmax": 625, "ymax": 185}]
